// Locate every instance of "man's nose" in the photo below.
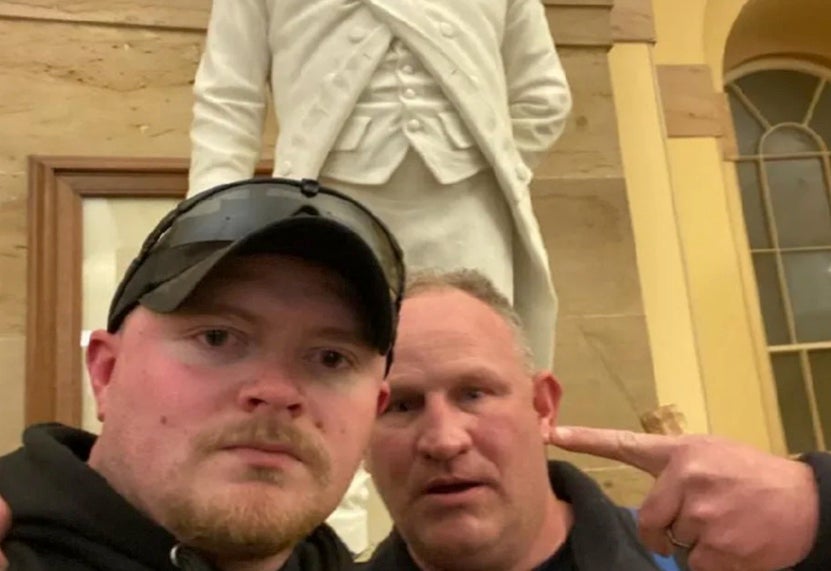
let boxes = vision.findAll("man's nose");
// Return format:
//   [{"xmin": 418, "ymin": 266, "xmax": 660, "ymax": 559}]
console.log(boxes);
[
  {"xmin": 236, "ymin": 363, "xmax": 304, "ymax": 418},
  {"xmin": 415, "ymin": 400, "xmax": 473, "ymax": 462}
]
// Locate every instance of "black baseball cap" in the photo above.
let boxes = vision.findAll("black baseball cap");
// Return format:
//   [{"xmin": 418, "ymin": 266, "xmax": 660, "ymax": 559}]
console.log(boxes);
[{"xmin": 108, "ymin": 178, "xmax": 405, "ymax": 361}]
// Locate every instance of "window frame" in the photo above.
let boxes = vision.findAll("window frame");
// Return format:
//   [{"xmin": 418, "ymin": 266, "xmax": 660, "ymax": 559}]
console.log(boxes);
[{"xmin": 725, "ymin": 59, "xmax": 831, "ymax": 453}]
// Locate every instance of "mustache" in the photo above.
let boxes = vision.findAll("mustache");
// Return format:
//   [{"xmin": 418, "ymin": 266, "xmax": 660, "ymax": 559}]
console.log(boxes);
[{"xmin": 192, "ymin": 417, "xmax": 330, "ymax": 475}]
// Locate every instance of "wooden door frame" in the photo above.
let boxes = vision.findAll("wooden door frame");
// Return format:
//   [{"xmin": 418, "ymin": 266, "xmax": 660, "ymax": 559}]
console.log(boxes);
[
  {"xmin": 27, "ymin": 156, "xmax": 276, "ymax": 426},
  {"xmin": 26, "ymin": 156, "xmax": 191, "ymax": 426}
]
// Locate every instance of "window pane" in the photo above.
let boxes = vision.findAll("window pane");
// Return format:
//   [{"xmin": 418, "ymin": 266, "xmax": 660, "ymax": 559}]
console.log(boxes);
[
  {"xmin": 735, "ymin": 70, "xmax": 820, "ymax": 125},
  {"xmin": 764, "ymin": 158, "xmax": 831, "ymax": 248},
  {"xmin": 808, "ymin": 82, "xmax": 831, "ymax": 149},
  {"xmin": 753, "ymin": 253, "xmax": 791, "ymax": 344},
  {"xmin": 762, "ymin": 126, "xmax": 819, "ymax": 155},
  {"xmin": 809, "ymin": 349, "xmax": 831, "ymax": 449},
  {"xmin": 782, "ymin": 251, "xmax": 831, "ymax": 342},
  {"xmin": 771, "ymin": 352, "xmax": 817, "ymax": 454},
  {"xmin": 728, "ymin": 91, "xmax": 766, "ymax": 156},
  {"xmin": 736, "ymin": 161, "xmax": 771, "ymax": 249}
]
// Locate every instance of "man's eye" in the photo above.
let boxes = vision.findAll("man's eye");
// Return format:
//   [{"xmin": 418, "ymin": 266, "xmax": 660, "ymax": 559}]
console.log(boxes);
[
  {"xmin": 200, "ymin": 329, "xmax": 230, "ymax": 347},
  {"xmin": 461, "ymin": 388, "xmax": 485, "ymax": 402},
  {"xmin": 316, "ymin": 350, "xmax": 350, "ymax": 369},
  {"xmin": 383, "ymin": 398, "xmax": 420, "ymax": 415},
  {"xmin": 386, "ymin": 401, "xmax": 411, "ymax": 413}
]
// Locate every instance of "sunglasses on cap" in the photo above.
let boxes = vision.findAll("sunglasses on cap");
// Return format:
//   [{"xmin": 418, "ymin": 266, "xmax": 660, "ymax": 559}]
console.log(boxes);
[{"xmin": 108, "ymin": 177, "xmax": 406, "ymax": 360}]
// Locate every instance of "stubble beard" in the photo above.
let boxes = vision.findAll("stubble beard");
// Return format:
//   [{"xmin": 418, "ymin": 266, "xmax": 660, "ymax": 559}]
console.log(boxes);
[
  {"xmin": 160, "ymin": 418, "xmax": 335, "ymax": 559},
  {"xmin": 163, "ymin": 475, "xmax": 330, "ymax": 559}
]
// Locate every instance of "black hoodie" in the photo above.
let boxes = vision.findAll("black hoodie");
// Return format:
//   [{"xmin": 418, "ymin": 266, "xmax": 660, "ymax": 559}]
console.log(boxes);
[{"xmin": 0, "ymin": 423, "xmax": 354, "ymax": 571}]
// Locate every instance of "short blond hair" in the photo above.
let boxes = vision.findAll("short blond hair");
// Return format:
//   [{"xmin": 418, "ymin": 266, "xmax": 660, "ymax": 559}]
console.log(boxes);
[{"xmin": 405, "ymin": 269, "xmax": 534, "ymax": 371}]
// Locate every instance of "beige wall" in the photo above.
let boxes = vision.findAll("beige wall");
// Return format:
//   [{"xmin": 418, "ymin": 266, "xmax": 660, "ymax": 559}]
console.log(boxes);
[
  {"xmin": 539, "ymin": 0, "xmax": 660, "ymax": 505},
  {"xmin": 615, "ymin": 0, "xmax": 777, "ymax": 451},
  {"xmin": 613, "ymin": 0, "xmax": 831, "ymax": 453},
  {"xmin": 0, "ymin": 3, "xmax": 204, "ymax": 453},
  {"xmin": 608, "ymin": 42, "xmax": 710, "ymax": 436}
]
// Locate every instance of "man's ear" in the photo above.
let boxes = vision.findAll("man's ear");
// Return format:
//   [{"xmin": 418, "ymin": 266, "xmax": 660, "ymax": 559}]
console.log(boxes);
[
  {"xmin": 86, "ymin": 330, "xmax": 120, "ymax": 422},
  {"xmin": 365, "ymin": 381, "xmax": 390, "ymax": 475},
  {"xmin": 376, "ymin": 381, "xmax": 390, "ymax": 416},
  {"xmin": 532, "ymin": 371, "xmax": 563, "ymax": 439}
]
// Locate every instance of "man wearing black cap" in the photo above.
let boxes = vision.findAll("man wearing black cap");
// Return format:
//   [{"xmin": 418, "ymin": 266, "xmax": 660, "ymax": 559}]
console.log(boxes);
[{"xmin": 0, "ymin": 178, "xmax": 404, "ymax": 571}]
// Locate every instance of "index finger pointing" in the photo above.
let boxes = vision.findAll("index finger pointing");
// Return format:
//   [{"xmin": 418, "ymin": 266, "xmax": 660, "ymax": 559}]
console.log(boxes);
[{"xmin": 551, "ymin": 426, "xmax": 678, "ymax": 477}]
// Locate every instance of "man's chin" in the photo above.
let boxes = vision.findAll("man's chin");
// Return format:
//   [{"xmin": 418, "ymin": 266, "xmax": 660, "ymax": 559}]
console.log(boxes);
[
  {"xmin": 187, "ymin": 531, "xmax": 294, "ymax": 561},
  {"xmin": 410, "ymin": 517, "xmax": 498, "ymax": 558},
  {"xmin": 163, "ymin": 487, "xmax": 328, "ymax": 559}
]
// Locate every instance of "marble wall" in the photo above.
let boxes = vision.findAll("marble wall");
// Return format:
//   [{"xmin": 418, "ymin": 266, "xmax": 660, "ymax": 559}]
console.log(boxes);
[
  {"xmin": 0, "ymin": 1, "xmax": 218, "ymax": 453},
  {"xmin": 538, "ymin": 0, "xmax": 659, "ymax": 505}
]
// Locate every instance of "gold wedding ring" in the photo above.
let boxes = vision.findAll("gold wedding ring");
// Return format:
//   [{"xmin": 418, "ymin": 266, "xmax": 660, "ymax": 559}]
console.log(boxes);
[{"xmin": 666, "ymin": 527, "xmax": 694, "ymax": 550}]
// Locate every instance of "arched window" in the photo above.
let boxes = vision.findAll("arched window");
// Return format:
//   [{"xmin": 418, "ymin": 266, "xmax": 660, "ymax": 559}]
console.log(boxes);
[{"xmin": 727, "ymin": 62, "xmax": 831, "ymax": 454}]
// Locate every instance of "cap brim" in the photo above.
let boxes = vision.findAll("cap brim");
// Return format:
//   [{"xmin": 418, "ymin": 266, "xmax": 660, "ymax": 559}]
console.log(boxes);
[{"xmin": 138, "ymin": 216, "xmax": 394, "ymax": 354}]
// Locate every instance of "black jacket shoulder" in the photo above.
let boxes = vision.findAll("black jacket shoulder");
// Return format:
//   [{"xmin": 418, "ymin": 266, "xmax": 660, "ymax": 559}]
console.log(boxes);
[{"xmin": 796, "ymin": 452, "xmax": 831, "ymax": 571}]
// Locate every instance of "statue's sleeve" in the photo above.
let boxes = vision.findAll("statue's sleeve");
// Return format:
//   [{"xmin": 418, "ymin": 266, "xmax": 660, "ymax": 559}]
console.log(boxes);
[
  {"xmin": 501, "ymin": 0, "xmax": 573, "ymax": 169},
  {"xmin": 189, "ymin": 0, "xmax": 272, "ymax": 195}
]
